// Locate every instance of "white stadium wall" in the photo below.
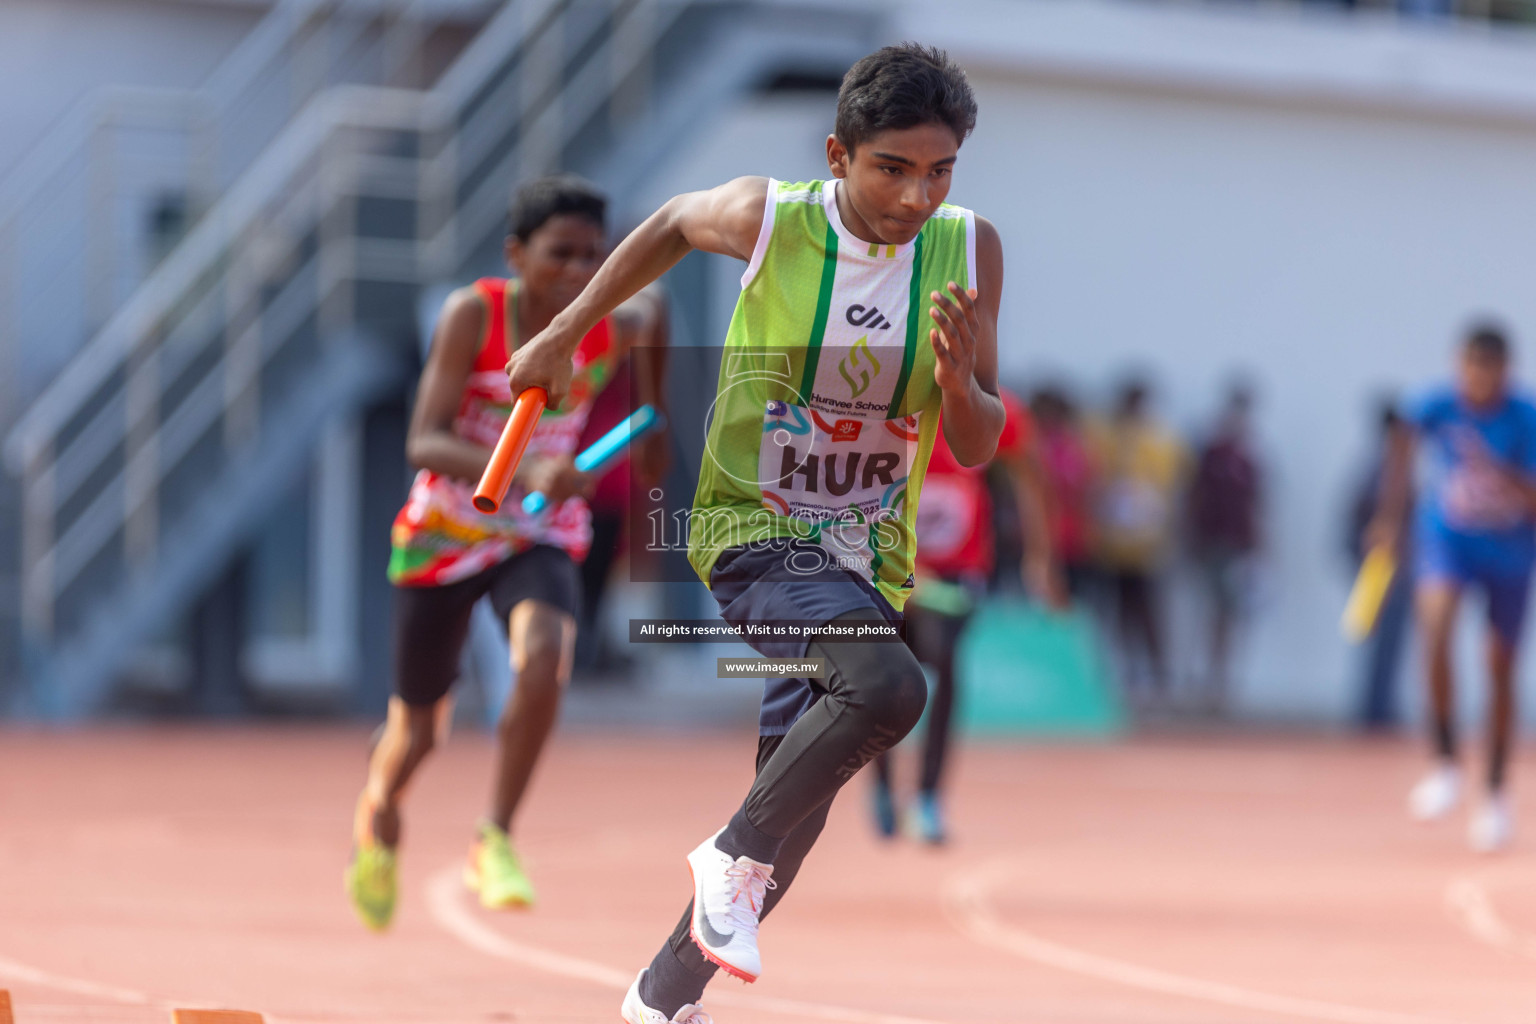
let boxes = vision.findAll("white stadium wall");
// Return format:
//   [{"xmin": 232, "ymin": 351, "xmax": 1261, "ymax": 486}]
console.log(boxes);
[{"xmin": 632, "ymin": 0, "xmax": 1536, "ymax": 723}]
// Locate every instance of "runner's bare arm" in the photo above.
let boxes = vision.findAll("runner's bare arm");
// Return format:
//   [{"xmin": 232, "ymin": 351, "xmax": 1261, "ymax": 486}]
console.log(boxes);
[
  {"xmin": 507, "ymin": 177, "xmax": 767, "ymax": 407},
  {"xmin": 932, "ymin": 215, "xmax": 1006, "ymax": 466},
  {"xmin": 406, "ymin": 287, "xmax": 499, "ymax": 483}
]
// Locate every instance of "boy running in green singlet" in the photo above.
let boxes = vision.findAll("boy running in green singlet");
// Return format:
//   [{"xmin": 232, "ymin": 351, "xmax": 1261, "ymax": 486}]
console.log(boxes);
[{"xmin": 506, "ymin": 45, "xmax": 1000, "ymax": 1023}]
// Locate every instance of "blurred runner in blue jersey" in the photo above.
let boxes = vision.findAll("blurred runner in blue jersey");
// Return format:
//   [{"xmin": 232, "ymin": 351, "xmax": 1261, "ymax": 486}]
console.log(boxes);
[{"xmin": 1373, "ymin": 323, "xmax": 1536, "ymax": 853}]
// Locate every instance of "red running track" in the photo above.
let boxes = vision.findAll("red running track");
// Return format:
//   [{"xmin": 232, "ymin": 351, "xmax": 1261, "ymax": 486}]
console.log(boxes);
[{"xmin": 0, "ymin": 726, "xmax": 1532, "ymax": 1023}]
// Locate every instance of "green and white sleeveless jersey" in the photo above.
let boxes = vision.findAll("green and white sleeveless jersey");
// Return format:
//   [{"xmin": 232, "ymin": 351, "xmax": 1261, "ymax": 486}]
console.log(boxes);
[{"xmin": 688, "ymin": 178, "xmax": 978, "ymax": 611}]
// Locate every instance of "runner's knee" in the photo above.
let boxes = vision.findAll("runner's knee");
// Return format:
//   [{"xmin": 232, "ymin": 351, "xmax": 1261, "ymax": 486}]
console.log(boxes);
[
  {"xmin": 867, "ymin": 647, "xmax": 927, "ymax": 737},
  {"xmin": 510, "ymin": 605, "xmax": 573, "ymax": 687},
  {"xmin": 821, "ymin": 637, "xmax": 927, "ymax": 738},
  {"xmin": 514, "ymin": 641, "xmax": 565, "ymax": 688}
]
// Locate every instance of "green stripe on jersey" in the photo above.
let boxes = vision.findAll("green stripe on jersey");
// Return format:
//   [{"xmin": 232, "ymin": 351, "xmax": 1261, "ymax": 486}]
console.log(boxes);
[
  {"xmin": 797, "ymin": 219, "xmax": 839, "ymax": 401},
  {"xmin": 892, "ymin": 231, "xmax": 923, "ymax": 418}
]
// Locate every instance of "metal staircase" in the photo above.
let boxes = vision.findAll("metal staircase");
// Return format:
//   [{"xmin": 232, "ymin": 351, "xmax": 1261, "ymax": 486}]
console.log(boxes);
[{"xmin": 2, "ymin": 0, "xmax": 881, "ymax": 716}]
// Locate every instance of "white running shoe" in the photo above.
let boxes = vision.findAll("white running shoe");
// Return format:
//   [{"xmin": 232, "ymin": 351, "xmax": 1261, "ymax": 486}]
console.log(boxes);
[
  {"xmin": 1409, "ymin": 764, "xmax": 1462, "ymax": 822},
  {"xmin": 686, "ymin": 829, "xmax": 776, "ymax": 983},
  {"xmin": 620, "ymin": 971, "xmax": 713, "ymax": 1024},
  {"xmin": 1469, "ymin": 795, "xmax": 1514, "ymax": 854}
]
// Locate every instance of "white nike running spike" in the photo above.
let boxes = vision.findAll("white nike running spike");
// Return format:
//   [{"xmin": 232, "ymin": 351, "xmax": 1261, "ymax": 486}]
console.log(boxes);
[
  {"xmin": 621, "ymin": 970, "xmax": 713, "ymax": 1024},
  {"xmin": 687, "ymin": 828, "xmax": 776, "ymax": 983}
]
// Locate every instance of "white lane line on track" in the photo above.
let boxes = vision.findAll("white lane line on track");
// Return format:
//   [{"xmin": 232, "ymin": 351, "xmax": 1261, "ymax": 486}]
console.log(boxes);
[
  {"xmin": 424, "ymin": 864, "xmax": 960, "ymax": 1024},
  {"xmin": 0, "ymin": 951, "xmax": 305, "ymax": 1023},
  {"xmin": 0, "ymin": 954, "xmax": 156, "ymax": 1007},
  {"xmin": 943, "ymin": 859, "xmax": 1464, "ymax": 1024},
  {"xmin": 1445, "ymin": 874, "xmax": 1536, "ymax": 960}
]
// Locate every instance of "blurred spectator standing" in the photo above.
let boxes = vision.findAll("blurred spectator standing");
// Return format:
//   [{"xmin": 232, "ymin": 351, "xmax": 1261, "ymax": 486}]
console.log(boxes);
[
  {"xmin": 1089, "ymin": 379, "xmax": 1188, "ymax": 703},
  {"xmin": 1031, "ymin": 386, "xmax": 1099, "ymax": 601},
  {"xmin": 1345, "ymin": 400, "xmax": 1415, "ymax": 731},
  {"xmin": 1187, "ymin": 383, "xmax": 1264, "ymax": 714}
]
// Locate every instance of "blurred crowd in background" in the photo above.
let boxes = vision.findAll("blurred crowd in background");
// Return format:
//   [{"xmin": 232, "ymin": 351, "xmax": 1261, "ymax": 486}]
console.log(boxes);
[{"xmin": 1013, "ymin": 376, "xmax": 1263, "ymax": 718}]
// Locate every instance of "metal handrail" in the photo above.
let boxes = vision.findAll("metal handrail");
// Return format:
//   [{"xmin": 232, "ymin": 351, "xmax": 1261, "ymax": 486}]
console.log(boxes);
[
  {"xmin": 0, "ymin": 0, "xmax": 460, "ymax": 422},
  {"xmin": 428, "ymin": 0, "xmax": 687, "ymax": 276},
  {"xmin": 0, "ymin": 0, "xmax": 325, "ymax": 236},
  {"xmin": 433, "ymin": 0, "xmax": 565, "ymax": 110},
  {"xmin": 0, "ymin": 1, "xmax": 460, "ymax": 221},
  {"xmin": 44, "ymin": 252, "xmax": 324, "ymax": 598},
  {"xmin": 4, "ymin": 86, "xmax": 436, "ymax": 472},
  {"xmin": 199, "ymin": 0, "xmax": 324, "ymax": 106}
]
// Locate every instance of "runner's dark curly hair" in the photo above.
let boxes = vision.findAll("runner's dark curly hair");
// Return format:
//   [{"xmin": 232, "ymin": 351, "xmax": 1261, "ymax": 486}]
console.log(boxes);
[
  {"xmin": 835, "ymin": 43, "xmax": 978, "ymax": 152},
  {"xmin": 508, "ymin": 174, "xmax": 607, "ymax": 241}
]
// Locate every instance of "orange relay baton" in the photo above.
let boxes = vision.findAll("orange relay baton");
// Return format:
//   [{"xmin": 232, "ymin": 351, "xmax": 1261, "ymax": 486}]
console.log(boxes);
[{"xmin": 472, "ymin": 386, "xmax": 548, "ymax": 514}]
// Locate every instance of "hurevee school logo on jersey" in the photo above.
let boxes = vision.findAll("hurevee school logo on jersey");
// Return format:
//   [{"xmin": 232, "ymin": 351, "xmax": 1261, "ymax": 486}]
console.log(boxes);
[
  {"xmin": 838, "ymin": 336, "xmax": 880, "ymax": 398},
  {"xmin": 845, "ymin": 304, "xmax": 891, "ymax": 330}
]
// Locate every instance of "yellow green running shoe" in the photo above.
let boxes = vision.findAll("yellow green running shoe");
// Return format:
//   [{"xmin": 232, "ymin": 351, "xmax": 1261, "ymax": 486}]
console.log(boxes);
[
  {"xmin": 345, "ymin": 842, "xmax": 398, "ymax": 931},
  {"xmin": 345, "ymin": 794, "xmax": 397, "ymax": 931},
  {"xmin": 464, "ymin": 821, "xmax": 535, "ymax": 909}
]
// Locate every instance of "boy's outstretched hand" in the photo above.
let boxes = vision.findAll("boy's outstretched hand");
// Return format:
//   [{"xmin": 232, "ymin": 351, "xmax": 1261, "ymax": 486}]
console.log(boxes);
[{"xmin": 929, "ymin": 282, "xmax": 981, "ymax": 395}]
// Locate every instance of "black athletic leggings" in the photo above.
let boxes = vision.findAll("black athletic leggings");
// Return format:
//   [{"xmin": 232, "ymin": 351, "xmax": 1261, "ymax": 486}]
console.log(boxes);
[
  {"xmin": 641, "ymin": 610, "xmax": 927, "ymax": 1011},
  {"xmin": 741, "ymin": 608, "xmax": 928, "ymax": 836}
]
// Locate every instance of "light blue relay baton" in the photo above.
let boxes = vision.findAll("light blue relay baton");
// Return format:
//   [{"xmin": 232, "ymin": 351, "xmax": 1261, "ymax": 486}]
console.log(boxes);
[{"xmin": 520, "ymin": 404, "xmax": 665, "ymax": 516}]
